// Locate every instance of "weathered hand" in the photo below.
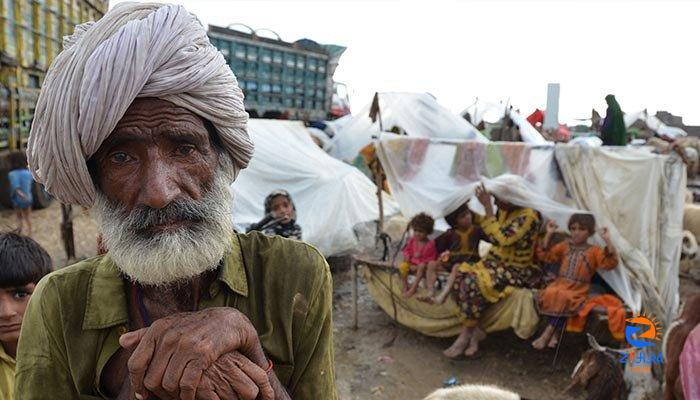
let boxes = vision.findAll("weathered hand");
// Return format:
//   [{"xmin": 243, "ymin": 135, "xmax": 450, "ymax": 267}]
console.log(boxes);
[
  {"xmin": 119, "ymin": 308, "xmax": 267, "ymax": 400},
  {"xmin": 195, "ymin": 352, "xmax": 274, "ymax": 400},
  {"xmin": 475, "ymin": 183, "xmax": 491, "ymax": 208},
  {"xmin": 599, "ymin": 227, "xmax": 611, "ymax": 243},
  {"xmin": 546, "ymin": 220, "xmax": 558, "ymax": 234}
]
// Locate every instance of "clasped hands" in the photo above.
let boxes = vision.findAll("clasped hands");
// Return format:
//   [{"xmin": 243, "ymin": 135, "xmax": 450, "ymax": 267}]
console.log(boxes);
[{"xmin": 119, "ymin": 307, "xmax": 276, "ymax": 400}]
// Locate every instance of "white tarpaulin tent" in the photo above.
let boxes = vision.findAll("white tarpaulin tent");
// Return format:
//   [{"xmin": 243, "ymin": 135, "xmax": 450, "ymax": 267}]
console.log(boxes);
[
  {"xmin": 460, "ymin": 99, "xmax": 549, "ymax": 145},
  {"xmin": 625, "ymin": 110, "xmax": 688, "ymax": 138},
  {"xmin": 231, "ymin": 119, "xmax": 399, "ymax": 256},
  {"xmin": 330, "ymin": 92, "xmax": 488, "ymax": 162},
  {"xmin": 376, "ymin": 136, "xmax": 685, "ymax": 322}
]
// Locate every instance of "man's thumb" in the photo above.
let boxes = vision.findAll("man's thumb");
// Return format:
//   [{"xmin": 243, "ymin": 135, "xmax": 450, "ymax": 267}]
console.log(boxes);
[{"xmin": 119, "ymin": 327, "xmax": 148, "ymax": 351}]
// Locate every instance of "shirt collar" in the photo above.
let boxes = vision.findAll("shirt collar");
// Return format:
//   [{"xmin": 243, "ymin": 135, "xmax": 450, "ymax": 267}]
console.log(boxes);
[
  {"xmin": 217, "ymin": 235, "xmax": 249, "ymax": 297},
  {"xmin": 0, "ymin": 343, "xmax": 15, "ymax": 365},
  {"xmin": 83, "ymin": 235, "xmax": 249, "ymax": 330}
]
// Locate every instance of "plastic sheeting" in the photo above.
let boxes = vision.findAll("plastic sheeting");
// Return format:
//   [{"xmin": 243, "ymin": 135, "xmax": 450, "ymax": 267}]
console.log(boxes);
[
  {"xmin": 330, "ymin": 92, "xmax": 488, "ymax": 162},
  {"xmin": 376, "ymin": 136, "xmax": 685, "ymax": 321},
  {"xmin": 461, "ymin": 99, "xmax": 549, "ymax": 145},
  {"xmin": 231, "ymin": 119, "xmax": 399, "ymax": 256},
  {"xmin": 625, "ymin": 110, "xmax": 688, "ymax": 138}
]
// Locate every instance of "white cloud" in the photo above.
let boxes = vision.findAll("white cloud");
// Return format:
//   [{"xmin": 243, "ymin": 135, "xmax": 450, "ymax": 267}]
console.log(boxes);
[{"xmin": 111, "ymin": 0, "xmax": 700, "ymax": 125}]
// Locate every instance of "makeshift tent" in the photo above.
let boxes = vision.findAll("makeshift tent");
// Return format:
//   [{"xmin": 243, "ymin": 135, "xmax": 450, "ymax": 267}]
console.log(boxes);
[
  {"xmin": 330, "ymin": 92, "xmax": 488, "ymax": 162},
  {"xmin": 231, "ymin": 119, "xmax": 399, "ymax": 256},
  {"xmin": 374, "ymin": 136, "xmax": 685, "ymax": 326},
  {"xmin": 625, "ymin": 110, "xmax": 688, "ymax": 138},
  {"xmin": 461, "ymin": 100, "xmax": 549, "ymax": 144}
]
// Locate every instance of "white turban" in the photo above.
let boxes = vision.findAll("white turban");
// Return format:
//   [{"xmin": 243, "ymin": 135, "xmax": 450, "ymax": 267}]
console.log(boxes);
[{"xmin": 27, "ymin": 2, "xmax": 253, "ymax": 207}]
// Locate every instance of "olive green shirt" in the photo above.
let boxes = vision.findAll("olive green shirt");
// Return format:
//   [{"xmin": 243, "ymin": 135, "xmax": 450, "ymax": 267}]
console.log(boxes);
[
  {"xmin": 15, "ymin": 233, "xmax": 337, "ymax": 399},
  {"xmin": 0, "ymin": 343, "xmax": 15, "ymax": 400}
]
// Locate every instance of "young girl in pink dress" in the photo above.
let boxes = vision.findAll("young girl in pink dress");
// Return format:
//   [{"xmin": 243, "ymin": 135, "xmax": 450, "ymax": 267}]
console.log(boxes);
[{"xmin": 399, "ymin": 213, "xmax": 438, "ymax": 297}]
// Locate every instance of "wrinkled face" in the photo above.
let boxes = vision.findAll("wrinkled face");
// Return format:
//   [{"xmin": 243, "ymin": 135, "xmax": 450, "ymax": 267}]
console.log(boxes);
[
  {"xmin": 0, "ymin": 283, "xmax": 35, "ymax": 345},
  {"xmin": 269, "ymin": 195, "xmax": 294, "ymax": 223},
  {"xmin": 569, "ymin": 222, "xmax": 592, "ymax": 245},
  {"xmin": 455, "ymin": 211, "xmax": 473, "ymax": 230},
  {"xmin": 92, "ymin": 97, "xmax": 220, "ymax": 213},
  {"xmin": 413, "ymin": 229, "xmax": 428, "ymax": 241},
  {"xmin": 91, "ymin": 98, "xmax": 235, "ymax": 285}
]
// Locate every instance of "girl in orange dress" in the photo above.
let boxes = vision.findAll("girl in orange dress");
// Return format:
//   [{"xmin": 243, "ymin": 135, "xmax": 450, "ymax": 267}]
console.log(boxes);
[{"xmin": 532, "ymin": 214, "xmax": 619, "ymax": 350}]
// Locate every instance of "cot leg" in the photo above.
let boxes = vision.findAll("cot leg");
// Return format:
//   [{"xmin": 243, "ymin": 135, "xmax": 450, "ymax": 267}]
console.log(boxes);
[{"xmin": 352, "ymin": 259, "xmax": 358, "ymax": 330}]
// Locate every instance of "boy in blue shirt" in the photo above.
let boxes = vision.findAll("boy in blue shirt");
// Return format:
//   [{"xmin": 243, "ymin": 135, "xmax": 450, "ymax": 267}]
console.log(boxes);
[{"xmin": 7, "ymin": 152, "xmax": 33, "ymax": 236}]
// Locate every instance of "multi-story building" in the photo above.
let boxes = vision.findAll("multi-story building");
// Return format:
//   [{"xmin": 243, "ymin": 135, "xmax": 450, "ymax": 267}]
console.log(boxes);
[
  {"xmin": 208, "ymin": 24, "xmax": 345, "ymax": 121},
  {"xmin": 0, "ymin": 0, "xmax": 108, "ymax": 149}
]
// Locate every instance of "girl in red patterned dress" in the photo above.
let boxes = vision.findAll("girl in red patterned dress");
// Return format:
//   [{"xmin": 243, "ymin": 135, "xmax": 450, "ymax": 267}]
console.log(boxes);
[{"xmin": 532, "ymin": 214, "xmax": 619, "ymax": 349}]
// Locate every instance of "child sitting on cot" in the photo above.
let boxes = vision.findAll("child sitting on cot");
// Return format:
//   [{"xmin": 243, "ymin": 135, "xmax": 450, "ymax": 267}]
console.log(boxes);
[
  {"xmin": 0, "ymin": 232, "xmax": 53, "ymax": 399},
  {"xmin": 531, "ymin": 214, "xmax": 619, "ymax": 350},
  {"xmin": 399, "ymin": 213, "xmax": 438, "ymax": 297},
  {"xmin": 418, "ymin": 202, "xmax": 483, "ymax": 303}
]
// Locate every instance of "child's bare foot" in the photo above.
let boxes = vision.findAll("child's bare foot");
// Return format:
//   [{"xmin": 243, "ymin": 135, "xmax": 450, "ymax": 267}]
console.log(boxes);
[
  {"xmin": 464, "ymin": 328, "xmax": 486, "ymax": 357},
  {"xmin": 532, "ymin": 325, "xmax": 554, "ymax": 350},
  {"xmin": 416, "ymin": 295, "xmax": 434, "ymax": 304},
  {"xmin": 443, "ymin": 329, "xmax": 472, "ymax": 358},
  {"xmin": 547, "ymin": 334, "xmax": 559, "ymax": 349},
  {"xmin": 532, "ymin": 334, "xmax": 548, "ymax": 350},
  {"xmin": 433, "ymin": 289, "xmax": 450, "ymax": 305}
]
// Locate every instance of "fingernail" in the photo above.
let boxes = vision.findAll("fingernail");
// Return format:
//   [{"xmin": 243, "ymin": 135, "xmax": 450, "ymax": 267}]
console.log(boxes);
[{"xmin": 135, "ymin": 394, "xmax": 143, "ymax": 400}]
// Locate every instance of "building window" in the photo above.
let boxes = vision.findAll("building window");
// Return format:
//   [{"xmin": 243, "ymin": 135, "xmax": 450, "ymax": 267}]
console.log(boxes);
[
  {"xmin": 248, "ymin": 81, "xmax": 258, "ymax": 91},
  {"xmin": 296, "ymin": 58, "xmax": 305, "ymax": 69},
  {"xmin": 308, "ymin": 58, "xmax": 317, "ymax": 71},
  {"xmin": 234, "ymin": 45, "xmax": 246, "ymax": 59},
  {"xmin": 238, "ymin": 80, "xmax": 246, "ymax": 90},
  {"xmin": 28, "ymin": 74, "xmax": 41, "ymax": 88},
  {"xmin": 246, "ymin": 46, "xmax": 257, "ymax": 61},
  {"xmin": 261, "ymin": 83, "xmax": 271, "ymax": 93},
  {"xmin": 261, "ymin": 48, "xmax": 271, "ymax": 63},
  {"xmin": 273, "ymin": 51, "xmax": 282, "ymax": 64},
  {"xmin": 285, "ymin": 54, "xmax": 295, "ymax": 68}
]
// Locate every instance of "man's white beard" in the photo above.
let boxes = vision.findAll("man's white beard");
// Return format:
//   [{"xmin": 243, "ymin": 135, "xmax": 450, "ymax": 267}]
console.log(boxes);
[{"xmin": 93, "ymin": 166, "xmax": 234, "ymax": 286}]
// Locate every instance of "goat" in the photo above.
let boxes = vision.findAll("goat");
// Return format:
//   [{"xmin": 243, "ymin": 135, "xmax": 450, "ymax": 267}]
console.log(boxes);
[{"xmin": 564, "ymin": 334, "xmax": 627, "ymax": 400}]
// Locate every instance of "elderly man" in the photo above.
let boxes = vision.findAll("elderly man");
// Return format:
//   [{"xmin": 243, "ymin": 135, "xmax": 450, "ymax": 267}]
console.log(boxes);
[{"xmin": 16, "ymin": 3, "xmax": 335, "ymax": 400}]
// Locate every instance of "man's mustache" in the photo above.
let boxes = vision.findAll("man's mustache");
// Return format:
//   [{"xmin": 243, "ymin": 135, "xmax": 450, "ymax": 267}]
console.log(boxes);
[{"xmin": 119, "ymin": 200, "xmax": 207, "ymax": 233}]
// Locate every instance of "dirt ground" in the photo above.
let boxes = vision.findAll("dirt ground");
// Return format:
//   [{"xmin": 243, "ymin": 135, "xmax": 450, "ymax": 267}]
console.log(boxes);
[{"xmin": 2, "ymin": 202, "xmax": 699, "ymax": 399}]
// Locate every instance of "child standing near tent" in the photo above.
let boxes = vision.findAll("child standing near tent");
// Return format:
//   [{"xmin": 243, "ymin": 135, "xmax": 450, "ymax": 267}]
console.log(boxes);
[
  {"xmin": 7, "ymin": 152, "xmax": 34, "ymax": 236},
  {"xmin": 399, "ymin": 213, "xmax": 438, "ymax": 297},
  {"xmin": 247, "ymin": 189, "xmax": 302, "ymax": 240},
  {"xmin": 532, "ymin": 214, "xmax": 619, "ymax": 350}
]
